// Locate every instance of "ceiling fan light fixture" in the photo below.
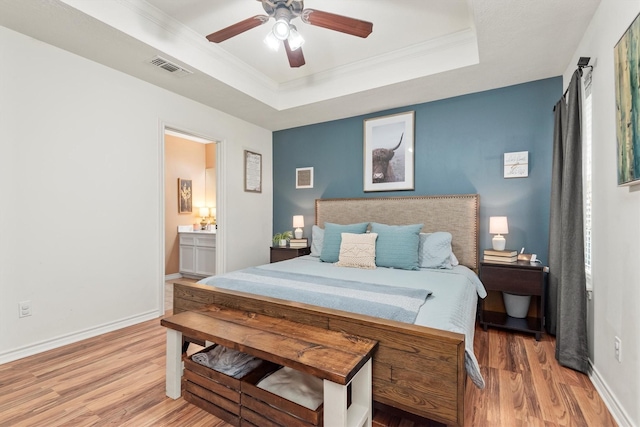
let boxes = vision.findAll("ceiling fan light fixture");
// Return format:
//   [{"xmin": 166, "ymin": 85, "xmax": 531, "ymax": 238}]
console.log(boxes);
[
  {"xmin": 272, "ymin": 18, "xmax": 290, "ymax": 40},
  {"xmin": 287, "ymin": 26, "xmax": 305, "ymax": 51},
  {"xmin": 263, "ymin": 31, "xmax": 280, "ymax": 51}
]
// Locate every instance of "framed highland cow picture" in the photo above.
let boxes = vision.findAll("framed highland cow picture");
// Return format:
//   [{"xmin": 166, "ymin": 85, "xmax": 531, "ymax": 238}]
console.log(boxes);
[{"xmin": 363, "ymin": 111, "xmax": 415, "ymax": 192}]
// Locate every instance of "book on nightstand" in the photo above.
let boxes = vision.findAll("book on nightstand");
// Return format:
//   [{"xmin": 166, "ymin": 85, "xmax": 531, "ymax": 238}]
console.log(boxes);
[
  {"xmin": 483, "ymin": 249, "xmax": 518, "ymax": 263},
  {"xmin": 483, "ymin": 249, "xmax": 518, "ymax": 257},
  {"xmin": 483, "ymin": 254, "xmax": 518, "ymax": 263},
  {"xmin": 289, "ymin": 238, "xmax": 308, "ymax": 248}
]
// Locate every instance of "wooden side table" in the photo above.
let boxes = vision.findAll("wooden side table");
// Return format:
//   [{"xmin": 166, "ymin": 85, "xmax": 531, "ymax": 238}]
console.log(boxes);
[
  {"xmin": 270, "ymin": 245, "xmax": 311, "ymax": 263},
  {"xmin": 479, "ymin": 260, "xmax": 546, "ymax": 340}
]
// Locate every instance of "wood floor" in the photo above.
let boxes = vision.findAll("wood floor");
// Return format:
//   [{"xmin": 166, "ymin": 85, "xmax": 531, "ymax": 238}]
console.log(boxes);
[{"xmin": 0, "ymin": 306, "xmax": 617, "ymax": 426}]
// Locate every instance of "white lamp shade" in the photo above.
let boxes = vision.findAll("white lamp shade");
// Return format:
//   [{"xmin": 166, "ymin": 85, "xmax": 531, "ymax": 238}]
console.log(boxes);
[
  {"xmin": 199, "ymin": 207, "xmax": 210, "ymax": 218},
  {"xmin": 263, "ymin": 31, "xmax": 280, "ymax": 51},
  {"xmin": 293, "ymin": 215, "xmax": 304, "ymax": 239},
  {"xmin": 272, "ymin": 19, "xmax": 290, "ymax": 40},
  {"xmin": 287, "ymin": 26, "xmax": 305, "ymax": 51},
  {"xmin": 489, "ymin": 216, "xmax": 509, "ymax": 235},
  {"xmin": 489, "ymin": 216, "xmax": 508, "ymax": 250},
  {"xmin": 292, "ymin": 215, "xmax": 305, "ymax": 228},
  {"xmin": 210, "ymin": 207, "xmax": 216, "ymax": 217}
]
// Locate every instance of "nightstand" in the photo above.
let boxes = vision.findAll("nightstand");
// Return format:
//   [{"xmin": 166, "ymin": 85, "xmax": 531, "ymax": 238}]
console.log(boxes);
[
  {"xmin": 479, "ymin": 260, "xmax": 546, "ymax": 340},
  {"xmin": 270, "ymin": 246, "xmax": 311, "ymax": 263}
]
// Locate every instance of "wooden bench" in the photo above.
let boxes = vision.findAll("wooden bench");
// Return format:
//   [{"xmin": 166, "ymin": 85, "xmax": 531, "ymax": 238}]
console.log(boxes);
[{"xmin": 161, "ymin": 304, "xmax": 378, "ymax": 427}]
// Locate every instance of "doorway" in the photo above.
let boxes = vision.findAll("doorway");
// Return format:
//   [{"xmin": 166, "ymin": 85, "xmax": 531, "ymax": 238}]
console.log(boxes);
[{"xmin": 162, "ymin": 127, "xmax": 219, "ymax": 313}]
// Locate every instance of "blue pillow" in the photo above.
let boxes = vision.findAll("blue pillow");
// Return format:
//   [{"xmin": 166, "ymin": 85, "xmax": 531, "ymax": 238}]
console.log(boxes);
[
  {"xmin": 370, "ymin": 223, "xmax": 423, "ymax": 270},
  {"xmin": 310, "ymin": 225, "xmax": 324, "ymax": 257},
  {"xmin": 320, "ymin": 222, "xmax": 369, "ymax": 263},
  {"xmin": 418, "ymin": 232, "xmax": 453, "ymax": 269}
]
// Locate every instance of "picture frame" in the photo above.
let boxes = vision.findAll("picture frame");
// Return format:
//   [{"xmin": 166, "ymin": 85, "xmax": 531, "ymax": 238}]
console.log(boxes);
[
  {"xmin": 296, "ymin": 167, "xmax": 314, "ymax": 189},
  {"xmin": 244, "ymin": 150, "xmax": 262, "ymax": 193},
  {"xmin": 363, "ymin": 111, "xmax": 415, "ymax": 192},
  {"xmin": 503, "ymin": 151, "xmax": 529, "ymax": 178},
  {"xmin": 614, "ymin": 11, "xmax": 640, "ymax": 186},
  {"xmin": 178, "ymin": 178, "xmax": 192, "ymax": 214}
]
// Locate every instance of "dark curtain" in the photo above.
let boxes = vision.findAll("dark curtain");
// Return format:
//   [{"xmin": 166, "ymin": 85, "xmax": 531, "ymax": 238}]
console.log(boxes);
[{"xmin": 547, "ymin": 70, "xmax": 589, "ymax": 374}]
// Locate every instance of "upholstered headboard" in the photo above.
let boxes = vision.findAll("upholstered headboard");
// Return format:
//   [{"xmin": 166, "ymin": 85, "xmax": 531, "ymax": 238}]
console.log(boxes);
[{"xmin": 315, "ymin": 195, "xmax": 479, "ymax": 270}]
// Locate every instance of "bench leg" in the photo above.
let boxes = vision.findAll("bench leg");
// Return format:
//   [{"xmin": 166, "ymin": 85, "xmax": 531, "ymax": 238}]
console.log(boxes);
[
  {"xmin": 323, "ymin": 358, "xmax": 372, "ymax": 427},
  {"xmin": 324, "ymin": 378, "xmax": 348, "ymax": 426},
  {"xmin": 351, "ymin": 359, "xmax": 372, "ymax": 427},
  {"xmin": 166, "ymin": 329, "xmax": 182, "ymax": 399}
]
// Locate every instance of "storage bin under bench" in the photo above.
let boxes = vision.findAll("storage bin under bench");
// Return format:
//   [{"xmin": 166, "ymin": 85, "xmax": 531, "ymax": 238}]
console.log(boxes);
[{"xmin": 183, "ymin": 345, "xmax": 323, "ymax": 427}]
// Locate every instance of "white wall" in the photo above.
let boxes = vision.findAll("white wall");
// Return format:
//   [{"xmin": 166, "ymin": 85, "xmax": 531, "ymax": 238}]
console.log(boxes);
[
  {"xmin": 563, "ymin": 2, "xmax": 640, "ymax": 426},
  {"xmin": 0, "ymin": 25, "xmax": 272, "ymax": 363}
]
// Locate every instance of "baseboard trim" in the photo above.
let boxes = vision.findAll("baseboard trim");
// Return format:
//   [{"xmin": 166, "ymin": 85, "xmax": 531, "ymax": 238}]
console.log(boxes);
[
  {"xmin": 589, "ymin": 360, "xmax": 635, "ymax": 427},
  {"xmin": 164, "ymin": 273, "xmax": 182, "ymax": 280},
  {"xmin": 0, "ymin": 310, "xmax": 160, "ymax": 365}
]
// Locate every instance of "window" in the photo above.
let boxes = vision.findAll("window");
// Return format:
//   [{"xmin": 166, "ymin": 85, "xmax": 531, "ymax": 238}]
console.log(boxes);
[{"xmin": 582, "ymin": 69, "xmax": 593, "ymax": 292}]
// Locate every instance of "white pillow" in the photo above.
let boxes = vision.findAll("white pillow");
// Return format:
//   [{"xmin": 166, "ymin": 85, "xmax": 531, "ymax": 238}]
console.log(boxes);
[
  {"xmin": 310, "ymin": 225, "xmax": 324, "ymax": 257},
  {"xmin": 336, "ymin": 232, "xmax": 378, "ymax": 269}
]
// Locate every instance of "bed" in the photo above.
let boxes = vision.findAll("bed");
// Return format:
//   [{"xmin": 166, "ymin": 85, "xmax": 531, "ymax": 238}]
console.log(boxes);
[{"xmin": 172, "ymin": 194, "xmax": 485, "ymax": 427}]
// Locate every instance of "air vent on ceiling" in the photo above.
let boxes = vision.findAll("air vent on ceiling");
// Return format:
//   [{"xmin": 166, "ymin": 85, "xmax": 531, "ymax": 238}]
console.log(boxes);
[{"xmin": 147, "ymin": 56, "xmax": 193, "ymax": 77}]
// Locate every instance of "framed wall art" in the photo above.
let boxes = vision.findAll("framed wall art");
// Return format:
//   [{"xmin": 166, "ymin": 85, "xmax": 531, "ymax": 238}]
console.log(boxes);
[
  {"xmin": 363, "ymin": 111, "xmax": 415, "ymax": 192},
  {"xmin": 614, "ymin": 11, "xmax": 640, "ymax": 186},
  {"xmin": 504, "ymin": 151, "xmax": 529, "ymax": 178},
  {"xmin": 244, "ymin": 150, "xmax": 262, "ymax": 193},
  {"xmin": 178, "ymin": 178, "xmax": 192, "ymax": 214},
  {"xmin": 296, "ymin": 167, "xmax": 314, "ymax": 189}
]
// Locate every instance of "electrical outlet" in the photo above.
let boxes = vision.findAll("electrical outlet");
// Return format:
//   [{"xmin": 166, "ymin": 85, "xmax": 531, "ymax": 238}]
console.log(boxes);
[
  {"xmin": 614, "ymin": 336, "xmax": 622, "ymax": 363},
  {"xmin": 19, "ymin": 300, "xmax": 32, "ymax": 318}
]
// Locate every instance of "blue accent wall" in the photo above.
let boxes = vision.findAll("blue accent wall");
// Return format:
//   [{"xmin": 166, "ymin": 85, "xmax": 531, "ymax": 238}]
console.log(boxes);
[{"xmin": 273, "ymin": 77, "xmax": 561, "ymax": 263}]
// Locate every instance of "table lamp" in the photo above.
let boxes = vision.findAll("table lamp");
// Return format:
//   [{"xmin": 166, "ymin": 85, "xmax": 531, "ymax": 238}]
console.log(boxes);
[
  {"xmin": 199, "ymin": 207, "xmax": 210, "ymax": 230},
  {"xmin": 489, "ymin": 216, "xmax": 508, "ymax": 251},
  {"xmin": 210, "ymin": 207, "xmax": 216, "ymax": 225},
  {"xmin": 293, "ymin": 215, "xmax": 304, "ymax": 239}
]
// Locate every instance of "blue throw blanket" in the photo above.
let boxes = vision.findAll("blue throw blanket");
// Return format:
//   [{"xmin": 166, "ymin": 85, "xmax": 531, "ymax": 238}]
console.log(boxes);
[{"xmin": 198, "ymin": 267, "xmax": 431, "ymax": 324}]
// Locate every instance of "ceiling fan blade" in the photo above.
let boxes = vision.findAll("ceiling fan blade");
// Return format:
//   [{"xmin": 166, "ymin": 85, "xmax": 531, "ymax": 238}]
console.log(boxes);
[
  {"xmin": 284, "ymin": 40, "xmax": 305, "ymax": 68},
  {"xmin": 206, "ymin": 15, "xmax": 269, "ymax": 43},
  {"xmin": 301, "ymin": 9, "xmax": 373, "ymax": 38}
]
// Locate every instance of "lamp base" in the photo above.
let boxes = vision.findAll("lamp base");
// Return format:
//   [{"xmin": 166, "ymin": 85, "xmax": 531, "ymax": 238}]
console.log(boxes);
[
  {"xmin": 294, "ymin": 228, "xmax": 303, "ymax": 239},
  {"xmin": 492, "ymin": 235, "xmax": 506, "ymax": 251}
]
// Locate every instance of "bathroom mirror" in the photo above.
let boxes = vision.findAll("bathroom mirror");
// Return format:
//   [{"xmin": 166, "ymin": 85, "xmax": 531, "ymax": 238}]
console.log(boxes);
[{"xmin": 205, "ymin": 167, "xmax": 216, "ymax": 208}]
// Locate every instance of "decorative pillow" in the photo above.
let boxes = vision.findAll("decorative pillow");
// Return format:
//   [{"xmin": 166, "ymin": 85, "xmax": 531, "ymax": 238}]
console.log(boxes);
[
  {"xmin": 418, "ymin": 232, "xmax": 454, "ymax": 269},
  {"xmin": 450, "ymin": 251, "xmax": 460, "ymax": 266},
  {"xmin": 310, "ymin": 225, "xmax": 324, "ymax": 257},
  {"xmin": 336, "ymin": 232, "xmax": 378, "ymax": 269},
  {"xmin": 370, "ymin": 223, "xmax": 423, "ymax": 270},
  {"xmin": 319, "ymin": 222, "xmax": 369, "ymax": 263}
]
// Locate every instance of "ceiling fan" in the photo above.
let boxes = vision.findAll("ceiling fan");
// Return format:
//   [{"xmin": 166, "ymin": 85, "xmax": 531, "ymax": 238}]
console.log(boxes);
[{"xmin": 206, "ymin": 0, "xmax": 373, "ymax": 68}]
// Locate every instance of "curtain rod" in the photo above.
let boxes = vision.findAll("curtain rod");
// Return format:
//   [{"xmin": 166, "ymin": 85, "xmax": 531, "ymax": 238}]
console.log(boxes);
[{"xmin": 554, "ymin": 58, "xmax": 593, "ymax": 111}]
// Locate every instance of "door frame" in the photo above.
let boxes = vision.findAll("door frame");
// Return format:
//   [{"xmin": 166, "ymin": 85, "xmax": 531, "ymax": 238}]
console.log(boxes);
[{"xmin": 158, "ymin": 121, "xmax": 225, "ymax": 314}]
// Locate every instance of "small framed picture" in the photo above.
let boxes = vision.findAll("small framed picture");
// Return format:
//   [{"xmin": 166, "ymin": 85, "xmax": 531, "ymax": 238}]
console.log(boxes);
[
  {"xmin": 504, "ymin": 151, "xmax": 529, "ymax": 178},
  {"xmin": 296, "ymin": 167, "xmax": 314, "ymax": 189},
  {"xmin": 244, "ymin": 150, "xmax": 262, "ymax": 193},
  {"xmin": 178, "ymin": 178, "xmax": 192, "ymax": 213},
  {"xmin": 363, "ymin": 111, "xmax": 415, "ymax": 192}
]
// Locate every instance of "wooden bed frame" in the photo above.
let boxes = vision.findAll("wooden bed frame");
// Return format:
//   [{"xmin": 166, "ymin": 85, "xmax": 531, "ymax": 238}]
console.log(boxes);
[{"xmin": 173, "ymin": 194, "xmax": 480, "ymax": 427}]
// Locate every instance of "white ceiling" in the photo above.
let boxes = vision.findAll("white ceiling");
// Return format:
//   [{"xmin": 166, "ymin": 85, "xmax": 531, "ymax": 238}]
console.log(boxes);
[{"xmin": 0, "ymin": 0, "xmax": 600, "ymax": 131}]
